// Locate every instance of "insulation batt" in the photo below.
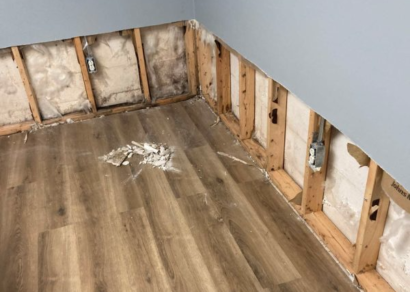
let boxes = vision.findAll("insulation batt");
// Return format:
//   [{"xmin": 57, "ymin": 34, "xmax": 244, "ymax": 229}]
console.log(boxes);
[
  {"xmin": 230, "ymin": 53, "xmax": 240, "ymax": 118},
  {"xmin": 22, "ymin": 40, "xmax": 90, "ymax": 119},
  {"xmin": 284, "ymin": 93, "xmax": 310, "ymax": 187},
  {"xmin": 377, "ymin": 201, "xmax": 410, "ymax": 292},
  {"xmin": 254, "ymin": 71, "xmax": 269, "ymax": 148},
  {"xmin": 200, "ymin": 28, "xmax": 217, "ymax": 101},
  {"xmin": 88, "ymin": 32, "xmax": 144, "ymax": 107},
  {"xmin": 0, "ymin": 49, "xmax": 32, "ymax": 125},
  {"xmin": 322, "ymin": 129, "xmax": 368, "ymax": 243},
  {"xmin": 142, "ymin": 25, "xmax": 188, "ymax": 101}
]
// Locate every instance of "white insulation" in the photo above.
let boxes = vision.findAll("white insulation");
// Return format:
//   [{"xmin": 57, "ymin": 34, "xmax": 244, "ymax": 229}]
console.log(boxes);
[
  {"xmin": 230, "ymin": 53, "xmax": 240, "ymax": 119},
  {"xmin": 254, "ymin": 71, "xmax": 269, "ymax": 148},
  {"xmin": 377, "ymin": 201, "xmax": 410, "ymax": 292},
  {"xmin": 0, "ymin": 49, "xmax": 32, "ymax": 125},
  {"xmin": 323, "ymin": 129, "xmax": 368, "ymax": 243},
  {"xmin": 142, "ymin": 25, "xmax": 188, "ymax": 101},
  {"xmin": 284, "ymin": 93, "xmax": 310, "ymax": 187},
  {"xmin": 199, "ymin": 28, "xmax": 217, "ymax": 101},
  {"xmin": 22, "ymin": 40, "xmax": 90, "ymax": 119},
  {"xmin": 89, "ymin": 32, "xmax": 144, "ymax": 107}
]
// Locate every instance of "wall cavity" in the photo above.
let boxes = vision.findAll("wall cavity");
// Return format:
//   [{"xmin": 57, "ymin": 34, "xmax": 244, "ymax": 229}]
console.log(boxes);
[
  {"xmin": 284, "ymin": 93, "xmax": 310, "ymax": 187},
  {"xmin": 141, "ymin": 24, "xmax": 188, "ymax": 101},
  {"xmin": 322, "ymin": 129, "xmax": 368, "ymax": 243},
  {"xmin": 254, "ymin": 71, "xmax": 269, "ymax": 148},
  {"xmin": 88, "ymin": 32, "xmax": 144, "ymax": 107},
  {"xmin": 22, "ymin": 40, "xmax": 90, "ymax": 119},
  {"xmin": 377, "ymin": 201, "xmax": 410, "ymax": 292},
  {"xmin": 0, "ymin": 49, "xmax": 32, "ymax": 125},
  {"xmin": 230, "ymin": 53, "xmax": 240, "ymax": 118},
  {"xmin": 198, "ymin": 28, "xmax": 217, "ymax": 101}
]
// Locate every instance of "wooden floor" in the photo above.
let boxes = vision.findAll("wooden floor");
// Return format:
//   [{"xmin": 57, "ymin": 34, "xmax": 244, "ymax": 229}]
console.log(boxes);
[{"xmin": 0, "ymin": 98, "xmax": 357, "ymax": 292}]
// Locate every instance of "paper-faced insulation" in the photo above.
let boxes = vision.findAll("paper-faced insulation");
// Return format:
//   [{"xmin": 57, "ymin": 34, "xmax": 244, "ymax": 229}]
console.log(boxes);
[
  {"xmin": 0, "ymin": 49, "xmax": 33, "ymax": 126},
  {"xmin": 322, "ymin": 129, "xmax": 368, "ymax": 243},
  {"xmin": 254, "ymin": 71, "xmax": 269, "ymax": 148},
  {"xmin": 88, "ymin": 32, "xmax": 144, "ymax": 107},
  {"xmin": 22, "ymin": 40, "xmax": 90, "ymax": 119},
  {"xmin": 230, "ymin": 53, "xmax": 240, "ymax": 119},
  {"xmin": 377, "ymin": 201, "xmax": 410, "ymax": 292},
  {"xmin": 141, "ymin": 24, "xmax": 188, "ymax": 101},
  {"xmin": 284, "ymin": 93, "xmax": 310, "ymax": 187}
]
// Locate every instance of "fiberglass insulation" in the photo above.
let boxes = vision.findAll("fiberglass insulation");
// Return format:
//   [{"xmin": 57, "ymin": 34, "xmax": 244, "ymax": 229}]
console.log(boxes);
[
  {"xmin": 322, "ymin": 129, "xmax": 368, "ymax": 243},
  {"xmin": 0, "ymin": 49, "xmax": 33, "ymax": 126},
  {"xmin": 141, "ymin": 24, "xmax": 188, "ymax": 101},
  {"xmin": 88, "ymin": 32, "xmax": 144, "ymax": 107},
  {"xmin": 22, "ymin": 40, "xmax": 90, "ymax": 119}
]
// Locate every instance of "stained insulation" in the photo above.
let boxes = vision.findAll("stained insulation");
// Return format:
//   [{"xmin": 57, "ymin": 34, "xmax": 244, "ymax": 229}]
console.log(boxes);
[
  {"xmin": 22, "ymin": 40, "xmax": 90, "ymax": 119},
  {"xmin": 0, "ymin": 49, "xmax": 32, "ymax": 125},
  {"xmin": 322, "ymin": 130, "xmax": 368, "ymax": 243},
  {"xmin": 199, "ymin": 28, "xmax": 217, "ymax": 101},
  {"xmin": 141, "ymin": 24, "xmax": 188, "ymax": 101},
  {"xmin": 377, "ymin": 201, "xmax": 410, "ymax": 292},
  {"xmin": 88, "ymin": 32, "xmax": 144, "ymax": 107},
  {"xmin": 254, "ymin": 71, "xmax": 269, "ymax": 148},
  {"xmin": 284, "ymin": 93, "xmax": 310, "ymax": 187},
  {"xmin": 230, "ymin": 53, "xmax": 240, "ymax": 118}
]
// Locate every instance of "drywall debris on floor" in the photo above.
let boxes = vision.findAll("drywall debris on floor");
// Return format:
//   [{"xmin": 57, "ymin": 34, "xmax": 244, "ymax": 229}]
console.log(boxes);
[
  {"xmin": 141, "ymin": 24, "xmax": 188, "ymax": 101},
  {"xmin": 99, "ymin": 141, "xmax": 172, "ymax": 170},
  {"xmin": 322, "ymin": 129, "xmax": 368, "ymax": 243},
  {"xmin": 230, "ymin": 53, "xmax": 240, "ymax": 118},
  {"xmin": 377, "ymin": 201, "xmax": 410, "ymax": 292},
  {"xmin": 88, "ymin": 32, "xmax": 144, "ymax": 107},
  {"xmin": 254, "ymin": 71, "xmax": 269, "ymax": 148},
  {"xmin": 284, "ymin": 93, "xmax": 310, "ymax": 187},
  {"xmin": 198, "ymin": 28, "xmax": 217, "ymax": 101},
  {"xmin": 0, "ymin": 49, "xmax": 33, "ymax": 126},
  {"xmin": 22, "ymin": 40, "xmax": 90, "ymax": 119}
]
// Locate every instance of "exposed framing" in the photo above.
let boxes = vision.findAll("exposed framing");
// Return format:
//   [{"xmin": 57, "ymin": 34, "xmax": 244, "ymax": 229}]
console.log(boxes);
[{"xmin": 132, "ymin": 28, "xmax": 151, "ymax": 102}]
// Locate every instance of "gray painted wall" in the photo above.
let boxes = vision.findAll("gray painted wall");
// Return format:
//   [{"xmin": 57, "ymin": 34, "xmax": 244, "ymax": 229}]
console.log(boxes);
[
  {"xmin": 0, "ymin": 0, "xmax": 194, "ymax": 48},
  {"xmin": 195, "ymin": 0, "xmax": 410, "ymax": 190}
]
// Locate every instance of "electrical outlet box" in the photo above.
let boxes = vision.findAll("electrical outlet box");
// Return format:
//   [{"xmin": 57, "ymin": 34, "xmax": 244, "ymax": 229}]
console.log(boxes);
[
  {"xmin": 86, "ymin": 56, "xmax": 97, "ymax": 74},
  {"xmin": 309, "ymin": 141, "xmax": 325, "ymax": 171}
]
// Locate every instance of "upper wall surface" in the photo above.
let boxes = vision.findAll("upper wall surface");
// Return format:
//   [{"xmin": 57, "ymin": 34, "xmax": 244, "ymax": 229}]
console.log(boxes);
[
  {"xmin": 195, "ymin": 0, "xmax": 410, "ymax": 190},
  {"xmin": 0, "ymin": 0, "xmax": 194, "ymax": 48}
]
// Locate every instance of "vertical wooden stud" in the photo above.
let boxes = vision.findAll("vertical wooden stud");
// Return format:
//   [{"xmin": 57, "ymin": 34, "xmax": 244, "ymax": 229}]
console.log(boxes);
[
  {"xmin": 239, "ymin": 62, "xmax": 255, "ymax": 140},
  {"xmin": 132, "ymin": 28, "xmax": 151, "ymax": 102},
  {"xmin": 216, "ymin": 44, "xmax": 231, "ymax": 115},
  {"xmin": 73, "ymin": 37, "xmax": 97, "ymax": 113},
  {"xmin": 11, "ymin": 46, "xmax": 42, "ymax": 123},
  {"xmin": 301, "ymin": 111, "xmax": 332, "ymax": 214},
  {"xmin": 184, "ymin": 22, "xmax": 198, "ymax": 96},
  {"xmin": 353, "ymin": 160, "xmax": 390, "ymax": 273},
  {"xmin": 266, "ymin": 79, "xmax": 288, "ymax": 172}
]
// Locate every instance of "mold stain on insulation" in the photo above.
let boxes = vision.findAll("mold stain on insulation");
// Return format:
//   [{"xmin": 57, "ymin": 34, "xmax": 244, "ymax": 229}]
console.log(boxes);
[
  {"xmin": 284, "ymin": 93, "xmax": 310, "ymax": 187},
  {"xmin": 141, "ymin": 24, "xmax": 188, "ymax": 101},
  {"xmin": 377, "ymin": 201, "xmax": 410, "ymax": 292},
  {"xmin": 230, "ymin": 53, "xmax": 240, "ymax": 119},
  {"xmin": 0, "ymin": 49, "xmax": 33, "ymax": 125},
  {"xmin": 254, "ymin": 71, "xmax": 269, "ymax": 148},
  {"xmin": 88, "ymin": 32, "xmax": 144, "ymax": 107},
  {"xmin": 22, "ymin": 40, "xmax": 90, "ymax": 119},
  {"xmin": 322, "ymin": 129, "xmax": 368, "ymax": 243}
]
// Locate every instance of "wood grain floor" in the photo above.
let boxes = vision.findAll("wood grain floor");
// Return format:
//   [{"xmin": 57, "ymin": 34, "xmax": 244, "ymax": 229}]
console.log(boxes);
[{"xmin": 0, "ymin": 98, "xmax": 358, "ymax": 292}]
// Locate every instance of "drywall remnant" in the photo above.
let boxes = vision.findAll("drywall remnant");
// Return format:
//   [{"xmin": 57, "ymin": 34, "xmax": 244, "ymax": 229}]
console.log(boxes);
[
  {"xmin": 347, "ymin": 143, "xmax": 370, "ymax": 167},
  {"xmin": 0, "ymin": 49, "xmax": 33, "ymax": 126},
  {"xmin": 284, "ymin": 93, "xmax": 310, "ymax": 187},
  {"xmin": 99, "ymin": 141, "xmax": 173, "ymax": 170},
  {"xmin": 199, "ymin": 28, "xmax": 217, "ymax": 101},
  {"xmin": 88, "ymin": 32, "xmax": 144, "ymax": 107},
  {"xmin": 217, "ymin": 151, "xmax": 253, "ymax": 166},
  {"xmin": 377, "ymin": 201, "xmax": 410, "ymax": 292},
  {"xmin": 254, "ymin": 71, "xmax": 269, "ymax": 148},
  {"xmin": 210, "ymin": 116, "xmax": 220, "ymax": 127},
  {"xmin": 323, "ymin": 129, "xmax": 368, "ymax": 243},
  {"xmin": 22, "ymin": 40, "xmax": 90, "ymax": 119},
  {"xmin": 230, "ymin": 53, "xmax": 240, "ymax": 118},
  {"xmin": 142, "ymin": 24, "xmax": 188, "ymax": 101},
  {"xmin": 187, "ymin": 19, "xmax": 199, "ymax": 30}
]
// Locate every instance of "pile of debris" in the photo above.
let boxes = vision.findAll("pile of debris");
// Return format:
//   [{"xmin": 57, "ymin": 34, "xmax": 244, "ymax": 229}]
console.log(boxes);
[{"xmin": 99, "ymin": 141, "xmax": 172, "ymax": 170}]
